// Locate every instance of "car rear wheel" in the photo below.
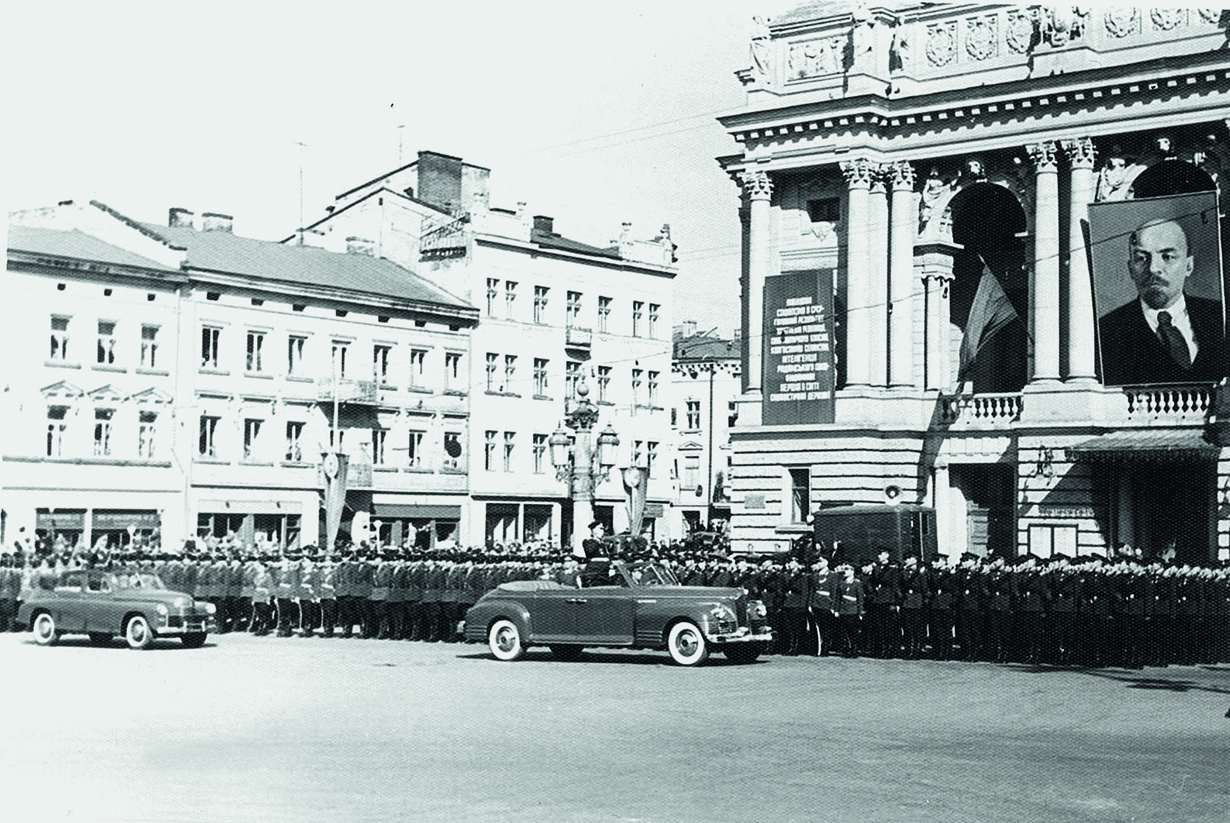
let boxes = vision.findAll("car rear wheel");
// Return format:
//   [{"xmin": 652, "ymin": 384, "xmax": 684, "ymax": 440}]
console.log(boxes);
[
  {"xmin": 32, "ymin": 612, "xmax": 58, "ymax": 646},
  {"xmin": 549, "ymin": 644, "xmax": 584, "ymax": 662},
  {"xmin": 181, "ymin": 632, "xmax": 207, "ymax": 648},
  {"xmin": 723, "ymin": 643, "xmax": 764, "ymax": 665},
  {"xmin": 488, "ymin": 618, "xmax": 525, "ymax": 661},
  {"xmin": 125, "ymin": 615, "xmax": 154, "ymax": 650},
  {"xmin": 667, "ymin": 620, "xmax": 709, "ymax": 666},
  {"xmin": 89, "ymin": 632, "xmax": 113, "ymax": 647}
]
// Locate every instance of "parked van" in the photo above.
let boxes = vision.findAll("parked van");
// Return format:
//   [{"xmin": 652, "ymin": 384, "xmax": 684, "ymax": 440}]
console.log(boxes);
[{"xmin": 812, "ymin": 504, "xmax": 937, "ymax": 567}]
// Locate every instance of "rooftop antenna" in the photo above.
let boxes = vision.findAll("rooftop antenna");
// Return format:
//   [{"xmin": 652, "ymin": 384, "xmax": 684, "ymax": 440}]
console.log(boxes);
[
  {"xmin": 293, "ymin": 139, "xmax": 308, "ymax": 245},
  {"xmin": 396, "ymin": 124, "xmax": 407, "ymax": 165}
]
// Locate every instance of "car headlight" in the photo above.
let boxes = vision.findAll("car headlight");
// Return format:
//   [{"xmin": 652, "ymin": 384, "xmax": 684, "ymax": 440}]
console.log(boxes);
[
  {"xmin": 204, "ymin": 602, "xmax": 217, "ymax": 614},
  {"xmin": 710, "ymin": 604, "xmax": 737, "ymax": 622},
  {"xmin": 174, "ymin": 598, "xmax": 187, "ymax": 609},
  {"xmin": 156, "ymin": 603, "xmax": 169, "ymax": 616},
  {"xmin": 748, "ymin": 600, "xmax": 768, "ymax": 619}
]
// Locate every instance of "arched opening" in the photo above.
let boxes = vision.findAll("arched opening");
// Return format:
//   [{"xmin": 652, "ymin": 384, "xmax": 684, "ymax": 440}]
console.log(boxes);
[
  {"xmin": 948, "ymin": 183, "xmax": 1030, "ymax": 393},
  {"xmin": 1130, "ymin": 159, "xmax": 1216, "ymax": 198}
]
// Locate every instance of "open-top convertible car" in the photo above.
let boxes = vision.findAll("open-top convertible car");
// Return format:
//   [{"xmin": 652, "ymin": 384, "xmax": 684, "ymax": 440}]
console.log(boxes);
[
  {"xmin": 18, "ymin": 568, "xmax": 217, "ymax": 649},
  {"xmin": 462, "ymin": 560, "xmax": 772, "ymax": 666}
]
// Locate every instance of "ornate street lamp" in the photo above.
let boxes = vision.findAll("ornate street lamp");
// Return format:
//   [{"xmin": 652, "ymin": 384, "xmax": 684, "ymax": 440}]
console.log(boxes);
[{"xmin": 549, "ymin": 379, "xmax": 620, "ymax": 552}]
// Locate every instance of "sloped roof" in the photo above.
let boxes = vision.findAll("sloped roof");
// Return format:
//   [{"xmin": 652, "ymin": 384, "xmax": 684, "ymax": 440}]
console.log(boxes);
[
  {"xmin": 8, "ymin": 225, "xmax": 176, "ymax": 272},
  {"xmin": 529, "ymin": 226, "xmax": 621, "ymax": 260},
  {"xmin": 675, "ymin": 334, "xmax": 738, "ymax": 361},
  {"xmin": 142, "ymin": 223, "xmax": 474, "ymax": 313},
  {"xmin": 1066, "ymin": 429, "xmax": 1219, "ymax": 463}
]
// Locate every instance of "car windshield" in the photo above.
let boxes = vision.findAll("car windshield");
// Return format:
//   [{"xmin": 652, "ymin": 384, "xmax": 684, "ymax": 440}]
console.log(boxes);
[
  {"xmin": 627, "ymin": 562, "xmax": 679, "ymax": 587},
  {"xmin": 112, "ymin": 572, "xmax": 166, "ymax": 591}
]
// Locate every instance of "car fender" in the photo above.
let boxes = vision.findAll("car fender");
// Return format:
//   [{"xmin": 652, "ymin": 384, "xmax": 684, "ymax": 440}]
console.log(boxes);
[{"xmin": 463, "ymin": 598, "xmax": 533, "ymax": 642}]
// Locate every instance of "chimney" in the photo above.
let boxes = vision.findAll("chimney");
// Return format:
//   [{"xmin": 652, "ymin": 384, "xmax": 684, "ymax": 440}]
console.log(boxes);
[
  {"xmin": 415, "ymin": 151, "xmax": 464, "ymax": 213},
  {"xmin": 169, "ymin": 207, "xmax": 195, "ymax": 229},
  {"xmin": 346, "ymin": 236, "xmax": 375, "ymax": 256},
  {"xmin": 532, "ymin": 215, "xmax": 554, "ymax": 234},
  {"xmin": 682, "ymin": 320, "xmax": 697, "ymax": 338},
  {"xmin": 201, "ymin": 212, "xmax": 233, "ymax": 233}
]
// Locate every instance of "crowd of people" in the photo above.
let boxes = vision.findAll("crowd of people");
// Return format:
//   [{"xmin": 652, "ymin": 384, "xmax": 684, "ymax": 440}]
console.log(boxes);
[{"xmin": 1, "ymin": 535, "xmax": 1228, "ymax": 670}]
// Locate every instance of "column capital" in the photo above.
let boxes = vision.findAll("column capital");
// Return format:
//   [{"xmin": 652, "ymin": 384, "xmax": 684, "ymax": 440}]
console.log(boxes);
[
  {"xmin": 739, "ymin": 169, "xmax": 773, "ymax": 201},
  {"xmin": 840, "ymin": 158, "xmax": 877, "ymax": 190},
  {"xmin": 888, "ymin": 161, "xmax": 916, "ymax": 191},
  {"xmin": 1026, "ymin": 141, "xmax": 1059, "ymax": 173},
  {"xmin": 1060, "ymin": 137, "xmax": 1096, "ymax": 170}
]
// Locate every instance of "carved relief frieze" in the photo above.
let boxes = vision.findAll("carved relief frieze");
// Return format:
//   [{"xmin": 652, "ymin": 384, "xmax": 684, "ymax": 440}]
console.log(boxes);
[
  {"xmin": 1150, "ymin": 8, "xmax": 1184, "ymax": 31},
  {"xmin": 925, "ymin": 22, "xmax": 957, "ymax": 67},
  {"xmin": 787, "ymin": 36, "xmax": 844, "ymax": 79},
  {"xmin": 966, "ymin": 15, "xmax": 998, "ymax": 61},
  {"xmin": 1198, "ymin": 9, "xmax": 1221, "ymax": 24},
  {"xmin": 1006, "ymin": 10, "xmax": 1038, "ymax": 54},
  {"xmin": 1104, "ymin": 7, "xmax": 1140, "ymax": 38}
]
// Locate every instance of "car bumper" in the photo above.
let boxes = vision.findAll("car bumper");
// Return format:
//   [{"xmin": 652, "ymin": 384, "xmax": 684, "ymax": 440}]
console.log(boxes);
[
  {"xmin": 158, "ymin": 616, "xmax": 216, "ymax": 635},
  {"xmin": 707, "ymin": 627, "xmax": 773, "ymax": 644}
]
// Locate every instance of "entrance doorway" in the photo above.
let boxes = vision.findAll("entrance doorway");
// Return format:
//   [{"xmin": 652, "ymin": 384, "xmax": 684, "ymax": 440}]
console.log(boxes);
[
  {"xmin": 1106, "ymin": 461, "xmax": 1215, "ymax": 563},
  {"xmin": 950, "ymin": 464, "xmax": 1016, "ymax": 557}
]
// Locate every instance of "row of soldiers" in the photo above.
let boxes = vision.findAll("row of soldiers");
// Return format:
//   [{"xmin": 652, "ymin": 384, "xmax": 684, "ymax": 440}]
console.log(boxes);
[{"xmin": 2, "ymin": 544, "xmax": 1228, "ymax": 669}]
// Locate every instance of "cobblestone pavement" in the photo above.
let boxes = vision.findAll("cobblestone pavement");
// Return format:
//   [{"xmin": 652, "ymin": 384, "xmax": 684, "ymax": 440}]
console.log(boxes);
[{"xmin": 3, "ymin": 632, "xmax": 1227, "ymax": 823}]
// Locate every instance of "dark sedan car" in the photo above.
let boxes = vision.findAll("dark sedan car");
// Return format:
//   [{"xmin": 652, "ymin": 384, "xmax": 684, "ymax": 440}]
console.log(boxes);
[
  {"xmin": 462, "ymin": 560, "xmax": 772, "ymax": 666},
  {"xmin": 18, "ymin": 568, "xmax": 217, "ymax": 649}
]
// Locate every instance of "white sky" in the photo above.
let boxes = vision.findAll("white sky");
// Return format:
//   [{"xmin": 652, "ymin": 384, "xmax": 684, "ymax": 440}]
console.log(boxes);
[{"xmin": 3, "ymin": 0, "xmax": 791, "ymax": 336}]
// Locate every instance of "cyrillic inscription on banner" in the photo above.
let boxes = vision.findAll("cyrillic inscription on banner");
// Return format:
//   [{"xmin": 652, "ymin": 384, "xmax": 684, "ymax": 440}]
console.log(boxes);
[{"xmin": 763, "ymin": 270, "xmax": 835, "ymax": 425}]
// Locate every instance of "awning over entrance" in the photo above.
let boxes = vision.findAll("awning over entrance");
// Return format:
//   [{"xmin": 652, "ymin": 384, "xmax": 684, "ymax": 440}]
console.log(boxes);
[{"xmin": 1065, "ymin": 429, "xmax": 1220, "ymax": 463}]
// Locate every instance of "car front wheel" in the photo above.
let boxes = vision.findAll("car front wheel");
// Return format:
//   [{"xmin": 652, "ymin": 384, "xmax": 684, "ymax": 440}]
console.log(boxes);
[
  {"xmin": 32, "ymin": 612, "xmax": 58, "ymax": 646},
  {"xmin": 488, "ymin": 618, "xmax": 525, "ymax": 661},
  {"xmin": 667, "ymin": 620, "xmax": 710, "ymax": 666},
  {"xmin": 125, "ymin": 615, "xmax": 154, "ymax": 650},
  {"xmin": 181, "ymin": 633, "xmax": 207, "ymax": 649}
]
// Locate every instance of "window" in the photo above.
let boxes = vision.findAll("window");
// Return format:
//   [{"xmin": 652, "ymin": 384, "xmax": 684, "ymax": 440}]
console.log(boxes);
[
  {"xmin": 647, "ymin": 441, "xmax": 658, "ymax": 477},
  {"xmin": 285, "ymin": 421, "xmax": 304, "ymax": 462},
  {"xmin": 598, "ymin": 296, "xmax": 612, "ymax": 333},
  {"xmin": 671, "ymin": 407, "xmax": 677, "ymax": 427},
  {"xmin": 504, "ymin": 355, "xmax": 517, "ymax": 392},
  {"xmin": 444, "ymin": 352, "xmax": 462, "ymax": 391},
  {"xmin": 566, "ymin": 291, "xmax": 582, "ymax": 326},
  {"xmin": 533, "ymin": 286, "xmax": 549, "ymax": 324},
  {"xmin": 503, "ymin": 431, "xmax": 515, "ymax": 472},
  {"xmin": 729, "ymin": 400, "xmax": 738, "ymax": 428},
  {"xmin": 648, "ymin": 370, "xmax": 660, "ymax": 406},
  {"xmin": 486, "ymin": 278, "xmax": 499, "ymax": 317},
  {"xmin": 533, "ymin": 358, "xmax": 549, "ymax": 396},
  {"xmin": 373, "ymin": 345, "xmax": 392, "ymax": 385},
  {"xmin": 686, "ymin": 399, "xmax": 701, "ymax": 429},
  {"xmin": 50, "ymin": 316, "xmax": 70, "ymax": 361},
  {"xmin": 201, "ymin": 327, "xmax": 220, "ymax": 369},
  {"xmin": 138, "ymin": 411, "xmax": 157, "ymax": 459},
  {"xmin": 199, "ymin": 416, "xmax": 219, "ymax": 457},
  {"xmin": 93, "ymin": 409, "xmax": 113, "ymax": 456},
  {"xmin": 287, "ymin": 335, "xmax": 306, "ymax": 376},
  {"xmin": 140, "ymin": 325, "xmax": 159, "ymax": 369},
  {"xmin": 633, "ymin": 440, "xmax": 644, "ymax": 468},
  {"xmin": 407, "ymin": 430, "xmax": 425, "ymax": 467},
  {"xmin": 96, "ymin": 321, "xmax": 116, "ymax": 365},
  {"xmin": 631, "ymin": 368, "xmax": 643, "ymax": 408},
  {"xmin": 597, "ymin": 366, "xmax": 611, "ymax": 402},
  {"xmin": 485, "ymin": 353, "xmax": 498, "ymax": 391},
  {"xmin": 46, "ymin": 406, "xmax": 68, "ymax": 457},
  {"xmin": 505, "ymin": 281, "xmax": 517, "ymax": 320},
  {"xmin": 789, "ymin": 467, "xmax": 810, "ymax": 523},
  {"xmin": 443, "ymin": 431, "xmax": 462, "ymax": 469},
  {"xmin": 409, "ymin": 349, "xmax": 426, "ymax": 388},
  {"xmin": 372, "ymin": 428, "xmax": 387, "ymax": 465},
  {"xmin": 684, "ymin": 454, "xmax": 700, "ymax": 489},
  {"xmin": 243, "ymin": 419, "xmax": 262, "ymax": 460},
  {"xmin": 484, "ymin": 430, "xmax": 497, "ymax": 471},
  {"xmin": 246, "ymin": 331, "xmax": 265, "ymax": 373},
  {"xmin": 565, "ymin": 361, "xmax": 581, "ymax": 400},
  {"xmin": 632, "ymin": 301, "xmax": 644, "ymax": 337},
  {"xmin": 648, "ymin": 304, "xmax": 660, "ymax": 338},
  {"xmin": 532, "ymin": 433, "xmax": 547, "ymax": 474},
  {"xmin": 331, "ymin": 341, "xmax": 349, "ymax": 379}
]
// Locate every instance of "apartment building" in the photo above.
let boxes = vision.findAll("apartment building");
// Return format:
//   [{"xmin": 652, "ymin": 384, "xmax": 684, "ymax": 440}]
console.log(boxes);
[
  {"xmin": 295, "ymin": 151, "xmax": 678, "ymax": 545},
  {"xmin": 4, "ymin": 200, "xmax": 477, "ymax": 552}
]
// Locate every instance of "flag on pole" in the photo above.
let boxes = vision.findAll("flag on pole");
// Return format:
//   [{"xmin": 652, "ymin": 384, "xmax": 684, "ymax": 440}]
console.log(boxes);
[
  {"xmin": 322, "ymin": 452, "xmax": 349, "ymax": 551},
  {"xmin": 958, "ymin": 262, "xmax": 1020, "ymax": 384}
]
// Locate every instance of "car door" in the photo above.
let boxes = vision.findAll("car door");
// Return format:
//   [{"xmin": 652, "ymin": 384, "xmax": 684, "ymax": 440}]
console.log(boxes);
[
  {"xmin": 531, "ymin": 588, "xmax": 585, "ymax": 641},
  {"xmin": 567, "ymin": 585, "xmax": 635, "ymax": 645},
  {"xmin": 82, "ymin": 572, "xmax": 121, "ymax": 633},
  {"xmin": 54, "ymin": 571, "xmax": 87, "ymax": 631}
]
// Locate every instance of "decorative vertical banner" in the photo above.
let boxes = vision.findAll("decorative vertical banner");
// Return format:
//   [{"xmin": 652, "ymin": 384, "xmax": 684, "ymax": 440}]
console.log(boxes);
[
  {"xmin": 763, "ymin": 269, "xmax": 836, "ymax": 425},
  {"xmin": 322, "ymin": 451, "xmax": 350, "ymax": 550}
]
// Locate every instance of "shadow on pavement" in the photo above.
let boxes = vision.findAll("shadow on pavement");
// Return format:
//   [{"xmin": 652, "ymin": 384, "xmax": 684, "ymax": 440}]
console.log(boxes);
[
  {"xmin": 1003, "ymin": 661, "xmax": 1230, "ymax": 696},
  {"xmin": 455, "ymin": 648, "xmax": 768, "ymax": 667}
]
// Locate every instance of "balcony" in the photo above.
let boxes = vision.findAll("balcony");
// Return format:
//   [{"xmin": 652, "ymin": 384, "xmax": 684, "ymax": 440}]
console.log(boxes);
[
  {"xmin": 1120, "ymin": 384, "xmax": 1212, "ymax": 424},
  {"xmin": 316, "ymin": 378, "xmax": 377, "ymax": 404},
  {"xmin": 565, "ymin": 325, "xmax": 593, "ymax": 352},
  {"xmin": 939, "ymin": 392, "xmax": 1022, "ymax": 429}
]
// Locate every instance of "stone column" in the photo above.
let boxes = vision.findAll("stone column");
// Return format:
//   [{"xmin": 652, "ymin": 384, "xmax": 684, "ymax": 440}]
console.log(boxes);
[
  {"xmin": 1028, "ymin": 142, "xmax": 1061, "ymax": 382},
  {"xmin": 868, "ymin": 166, "xmax": 890, "ymax": 386},
  {"xmin": 918, "ymin": 241, "xmax": 959, "ymax": 391},
  {"xmin": 740, "ymin": 170, "xmax": 773, "ymax": 394},
  {"xmin": 841, "ymin": 159, "xmax": 875, "ymax": 387},
  {"xmin": 889, "ymin": 161, "xmax": 917, "ymax": 388},
  {"xmin": 1062, "ymin": 138, "xmax": 1098, "ymax": 381}
]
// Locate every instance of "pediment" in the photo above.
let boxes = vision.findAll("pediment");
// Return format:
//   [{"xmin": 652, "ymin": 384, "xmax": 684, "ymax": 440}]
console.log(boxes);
[
  {"xmin": 40, "ymin": 380, "xmax": 84, "ymax": 399},
  {"xmin": 88, "ymin": 384, "xmax": 127, "ymax": 403},
  {"xmin": 130, "ymin": 387, "xmax": 173, "ymax": 405},
  {"xmin": 678, "ymin": 440, "xmax": 704, "ymax": 452}
]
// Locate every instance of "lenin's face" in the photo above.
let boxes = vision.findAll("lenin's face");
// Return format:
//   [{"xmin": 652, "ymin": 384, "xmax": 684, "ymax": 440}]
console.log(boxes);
[{"xmin": 1128, "ymin": 220, "xmax": 1193, "ymax": 310}]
